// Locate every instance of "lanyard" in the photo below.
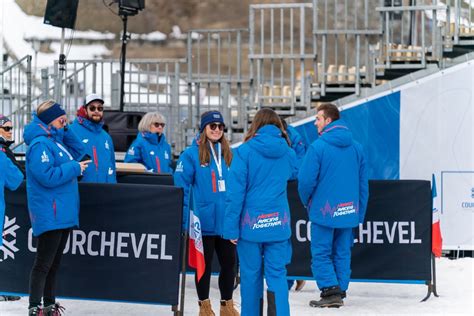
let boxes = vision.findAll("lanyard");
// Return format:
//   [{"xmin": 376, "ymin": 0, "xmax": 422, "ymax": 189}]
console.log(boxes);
[
  {"xmin": 55, "ymin": 142, "xmax": 73, "ymax": 160},
  {"xmin": 209, "ymin": 142, "xmax": 222, "ymax": 179}
]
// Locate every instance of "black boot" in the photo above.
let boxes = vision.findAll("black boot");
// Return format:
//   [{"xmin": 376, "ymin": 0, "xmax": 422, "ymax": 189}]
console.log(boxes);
[
  {"xmin": 341, "ymin": 291, "xmax": 347, "ymax": 299},
  {"xmin": 267, "ymin": 290, "xmax": 276, "ymax": 316},
  {"xmin": 309, "ymin": 286, "xmax": 344, "ymax": 308}
]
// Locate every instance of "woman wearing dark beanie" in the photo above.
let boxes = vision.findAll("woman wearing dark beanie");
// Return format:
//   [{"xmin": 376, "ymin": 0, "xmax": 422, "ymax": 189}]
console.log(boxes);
[
  {"xmin": 23, "ymin": 100, "xmax": 89, "ymax": 316},
  {"xmin": 174, "ymin": 111, "xmax": 239, "ymax": 316}
]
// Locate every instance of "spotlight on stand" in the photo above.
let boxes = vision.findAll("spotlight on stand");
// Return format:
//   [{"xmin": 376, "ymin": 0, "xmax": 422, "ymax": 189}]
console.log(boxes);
[{"xmin": 116, "ymin": 0, "xmax": 145, "ymax": 111}]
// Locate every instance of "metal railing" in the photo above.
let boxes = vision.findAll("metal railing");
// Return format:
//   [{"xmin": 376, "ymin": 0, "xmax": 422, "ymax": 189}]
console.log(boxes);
[
  {"xmin": 249, "ymin": 2, "xmax": 316, "ymax": 114},
  {"xmin": 187, "ymin": 28, "xmax": 251, "ymax": 137},
  {"xmin": 0, "ymin": 55, "xmax": 32, "ymax": 149}
]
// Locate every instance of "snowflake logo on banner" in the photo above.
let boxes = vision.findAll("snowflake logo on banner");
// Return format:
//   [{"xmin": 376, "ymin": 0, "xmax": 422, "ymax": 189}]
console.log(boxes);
[{"xmin": 0, "ymin": 216, "xmax": 20, "ymax": 262}]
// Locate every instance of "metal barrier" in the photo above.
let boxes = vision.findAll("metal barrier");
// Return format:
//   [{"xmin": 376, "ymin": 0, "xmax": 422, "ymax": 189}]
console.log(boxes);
[
  {"xmin": 445, "ymin": 0, "xmax": 474, "ymax": 45},
  {"xmin": 0, "ymin": 55, "xmax": 32, "ymax": 150},
  {"xmin": 311, "ymin": 0, "xmax": 382, "ymax": 99},
  {"xmin": 249, "ymin": 3, "xmax": 316, "ymax": 115},
  {"xmin": 376, "ymin": 3, "xmax": 448, "ymax": 70},
  {"xmin": 187, "ymin": 28, "xmax": 251, "ymax": 138}
]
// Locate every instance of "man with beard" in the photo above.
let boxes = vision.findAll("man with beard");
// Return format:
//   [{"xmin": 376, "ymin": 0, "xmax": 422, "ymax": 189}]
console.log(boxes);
[
  {"xmin": 0, "ymin": 115, "xmax": 25, "ymax": 176},
  {"xmin": 70, "ymin": 94, "xmax": 117, "ymax": 183}
]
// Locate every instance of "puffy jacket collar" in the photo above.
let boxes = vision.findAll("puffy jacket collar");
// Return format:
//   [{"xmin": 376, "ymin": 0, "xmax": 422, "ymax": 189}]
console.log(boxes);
[
  {"xmin": 248, "ymin": 124, "xmax": 288, "ymax": 158},
  {"xmin": 74, "ymin": 116, "xmax": 104, "ymax": 133},
  {"xmin": 139, "ymin": 131, "xmax": 167, "ymax": 145},
  {"xmin": 319, "ymin": 120, "xmax": 353, "ymax": 148},
  {"xmin": 24, "ymin": 114, "xmax": 64, "ymax": 145}
]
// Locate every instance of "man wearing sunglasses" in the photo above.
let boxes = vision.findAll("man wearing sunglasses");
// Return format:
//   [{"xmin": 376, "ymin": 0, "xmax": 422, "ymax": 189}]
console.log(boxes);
[
  {"xmin": 0, "ymin": 114, "xmax": 24, "ymax": 302},
  {"xmin": 70, "ymin": 94, "xmax": 117, "ymax": 183},
  {"xmin": 0, "ymin": 115, "xmax": 25, "ymax": 176}
]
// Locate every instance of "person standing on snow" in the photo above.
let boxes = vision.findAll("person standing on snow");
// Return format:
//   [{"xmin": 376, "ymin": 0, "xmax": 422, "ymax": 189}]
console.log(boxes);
[
  {"xmin": 24, "ymin": 100, "xmax": 89, "ymax": 316},
  {"xmin": 224, "ymin": 108, "xmax": 297, "ymax": 316},
  {"xmin": 70, "ymin": 94, "xmax": 116, "ymax": 183},
  {"xmin": 297, "ymin": 103, "xmax": 368, "ymax": 308},
  {"xmin": 124, "ymin": 111, "xmax": 173, "ymax": 174},
  {"xmin": 174, "ymin": 111, "xmax": 239, "ymax": 316}
]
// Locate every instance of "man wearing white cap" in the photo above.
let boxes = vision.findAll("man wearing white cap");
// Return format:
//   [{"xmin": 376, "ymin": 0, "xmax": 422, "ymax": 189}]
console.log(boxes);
[{"xmin": 70, "ymin": 94, "xmax": 117, "ymax": 183}]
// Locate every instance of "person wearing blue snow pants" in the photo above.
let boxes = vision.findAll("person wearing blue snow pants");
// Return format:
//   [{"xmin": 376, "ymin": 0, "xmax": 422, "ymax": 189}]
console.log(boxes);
[
  {"xmin": 224, "ymin": 108, "xmax": 298, "ymax": 316},
  {"xmin": 298, "ymin": 103, "xmax": 368, "ymax": 308}
]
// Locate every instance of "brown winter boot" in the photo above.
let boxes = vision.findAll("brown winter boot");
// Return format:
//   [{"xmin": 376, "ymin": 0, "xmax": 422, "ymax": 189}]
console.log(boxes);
[
  {"xmin": 198, "ymin": 299, "xmax": 216, "ymax": 316},
  {"xmin": 220, "ymin": 299, "xmax": 240, "ymax": 316}
]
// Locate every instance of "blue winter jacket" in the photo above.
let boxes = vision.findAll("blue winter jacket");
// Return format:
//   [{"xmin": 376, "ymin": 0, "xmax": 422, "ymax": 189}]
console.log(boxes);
[
  {"xmin": 0, "ymin": 151, "xmax": 23, "ymax": 246},
  {"xmin": 24, "ymin": 115, "xmax": 85, "ymax": 236},
  {"xmin": 174, "ymin": 137, "xmax": 230, "ymax": 236},
  {"xmin": 287, "ymin": 125, "xmax": 306, "ymax": 168},
  {"xmin": 298, "ymin": 120, "xmax": 369, "ymax": 228},
  {"xmin": 223, "ymin": 125, "xmax": 298, "ymax": 242},
  {"xmin": 124, "ymin": 132, "xmax": 173, "ymax": 174},
  {"xmin": 70, "ymin": 117, "xmax": 117, "ymax": 183}
]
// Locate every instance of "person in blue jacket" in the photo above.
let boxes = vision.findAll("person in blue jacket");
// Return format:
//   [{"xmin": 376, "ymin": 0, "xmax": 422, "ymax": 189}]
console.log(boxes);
[
  {"xmin": 23, "ymin": 100, "xmax": 89, "ymax": 316},
  {"xmin": 281, "ymin": 118, "xmax": 307, "ymax": 292},
  {"xmin": 70, "ymin": 93, "xmax": 116, "ymax": 183},
  {"xmin": 124, "ymin": 111, "xmax": 173, "ymax": 174},
  {"xmin": 224, "ymin": 108, "xmax": 297, "ymax": 316},
  {"xmin": 174, "ymin": 111, "xmax": 239, "ymax": 316},
  {"xmin": 297, "ymin": 103, "xmax": 368, "ymax": 308}
]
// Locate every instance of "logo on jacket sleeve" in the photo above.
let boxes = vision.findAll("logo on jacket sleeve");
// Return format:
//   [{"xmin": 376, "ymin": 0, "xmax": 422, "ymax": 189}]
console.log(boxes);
[
  {"xmin": 41, "ymin": 151, "xmax": 49, "ymax": 163},
  {"xmin": 164, "ymin": 151, "xmax": 169, "ymax": 160},
  {"xmin": 108, "ymin": 167, "xmax": 114, "ymax": 175},
  {"xmin": 150, "ymin": 151, "xmax": 155, "ymax": 155},
  {"xmin": 128, "ymin": 147, "xmax": 135, "ymax": 156},
  {"xmin": 175, "ymin": 161, "xmax": 184, "ymax": 172},
  {"xmin": 105, "ymin": 140, "xmax": 110, "ymax": 150},
  {"xmin": 82, "ymin": 139, "xmax": 89, "ymax": 143}
]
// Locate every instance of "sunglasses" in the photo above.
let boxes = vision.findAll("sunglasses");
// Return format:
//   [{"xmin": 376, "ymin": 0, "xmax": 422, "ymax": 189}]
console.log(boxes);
[
  {"xmin": 153, "ymin": 122, "xmax": 165, "ymax": 128},
  {"xmin": 0, "ymin": 126, "xmax": 13, "ymax": 132},
  {"xmin": 88, "ymin": 106, "xmax": 104, "ymax": 112},
  {"xmin": 209, "ymin": 123, "xmax": 224, "ymax": 131}
]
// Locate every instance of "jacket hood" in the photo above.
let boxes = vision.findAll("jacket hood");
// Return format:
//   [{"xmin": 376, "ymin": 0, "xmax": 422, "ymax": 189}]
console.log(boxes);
[
  {"xmin": 248, "ymin": 125, "xmax": 289, "ymax": 158},
  {"xmin": 24, "ymin": 114, "xmax": 64, "ymax": 145},
  {"xmin": 319, "ymin": 120, "xmax": 353, "ymax": 148},
  {"xmin": 139, "ymin": 131, "xmax": 167, "ymax": 145}
]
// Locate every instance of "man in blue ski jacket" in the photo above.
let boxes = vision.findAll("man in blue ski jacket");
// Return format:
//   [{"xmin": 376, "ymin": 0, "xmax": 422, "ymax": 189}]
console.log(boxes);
[
  {"xmin": 70, "ymin": 94, "xmax": 116, "ymax": 183},
  {"xmin": 298, "ymin": 103, "xmax": 368, "ymax": 308}
]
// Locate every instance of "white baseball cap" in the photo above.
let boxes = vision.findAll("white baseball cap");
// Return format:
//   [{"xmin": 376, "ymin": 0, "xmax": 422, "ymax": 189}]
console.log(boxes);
[{"xmin": 85, "ymin": 93, "xmax": 104, "ymax": 106}]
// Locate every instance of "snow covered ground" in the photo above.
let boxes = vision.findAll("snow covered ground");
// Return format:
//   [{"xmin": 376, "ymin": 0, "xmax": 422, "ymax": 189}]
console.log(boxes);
[{"xmin": 0, "ymin": 258, "xmax": 472, "ymax": 315}]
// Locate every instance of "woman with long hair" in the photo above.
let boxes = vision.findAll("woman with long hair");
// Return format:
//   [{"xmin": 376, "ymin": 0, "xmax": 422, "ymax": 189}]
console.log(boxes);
[
  {"xmin": 174, "ymin": 111, "xmax": 238, "ymax": 316},
  {"xmin": 23, "ymin": 100, "xmax": 89, "ymax": 315},
  {"xmin": 224, "ymin": 108, "xmax": 297, "ymax": 316}
]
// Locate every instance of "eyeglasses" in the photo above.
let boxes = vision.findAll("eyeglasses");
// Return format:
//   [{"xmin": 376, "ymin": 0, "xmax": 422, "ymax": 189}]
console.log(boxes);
[
  {"xmin": 153, "ymin": 122, "xmax": 165, "ymax": 128},
  {"xmin": 209, "ymin": 123, "xmax": 224, "ymax": 131},
  {"xmin": 0, "ymin": 126, "xmax": 13, "ymax": 132},
  {"xmin": 88, "ymin": 106, "xmax": 104, "ymax": 112},
  {"xmin": 58, "ymin": 117, "xmax": 68, "ymax": 125}
]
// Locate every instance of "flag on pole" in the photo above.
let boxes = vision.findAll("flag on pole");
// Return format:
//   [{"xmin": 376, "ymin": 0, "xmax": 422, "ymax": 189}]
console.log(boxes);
[
  {"xmin": 431, "ymin": 174, "xmax": 443, "ymax": 257},
  {"xmin": 189, "ymin": 210, "xmax": 206, "ymax": 281}
]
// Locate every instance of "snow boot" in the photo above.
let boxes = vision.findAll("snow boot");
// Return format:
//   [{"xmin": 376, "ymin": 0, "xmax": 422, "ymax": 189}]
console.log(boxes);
[
  {"xmin": 267, "ymin": 290, "xmax": 276, "ymax": 316},
  {"xmin": 295, "ymin": 280, "xmax": 306, "ymax": 291},
  {"xmin": 341, "ymin": 291, "xmax": 346, "ymax": 299},
  {"xmin": 220, "ymin": 299, "xmax": 239, "ymax": 316},
  {"xmin": 43, "ymin": 302, "xmax": 65, "ymax": 316},
  {"xmin": 309, "ymin": 286, "xmax": 344, "ymax": 308},
  {"xmin": 28, "ymin": 306, "xmax": 43, "ymax": 316},
  {"xmin": 198, "ymin": 299, "xmax": 216, "ymax": 316}
]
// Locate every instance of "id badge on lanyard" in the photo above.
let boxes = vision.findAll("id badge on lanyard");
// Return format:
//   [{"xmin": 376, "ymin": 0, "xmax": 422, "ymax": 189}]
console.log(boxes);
[{"xmin": 210, "ymin": 142, "xmax": 226, "ymax": 192}]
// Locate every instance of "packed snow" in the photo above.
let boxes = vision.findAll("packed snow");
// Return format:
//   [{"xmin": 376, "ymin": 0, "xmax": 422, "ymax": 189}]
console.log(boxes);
[{"xmin": 0, "ymin": 258, "xmax": 472, "ymax": 315}]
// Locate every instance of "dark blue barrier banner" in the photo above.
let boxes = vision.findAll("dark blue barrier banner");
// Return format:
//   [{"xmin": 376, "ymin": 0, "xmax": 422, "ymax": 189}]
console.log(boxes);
[
  {"xmin": 0, "ymin": 182, "xmax": 183, "ymax": 305},
  {"xmin": 287, "ymin": 180, "xmax": 432, "ymax": 281},
  {"xmin": 117, "ymin": 173, "xmax": 174, "ymax": 186}
]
